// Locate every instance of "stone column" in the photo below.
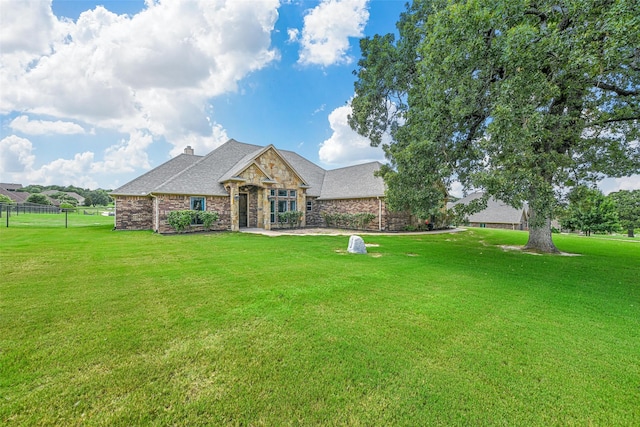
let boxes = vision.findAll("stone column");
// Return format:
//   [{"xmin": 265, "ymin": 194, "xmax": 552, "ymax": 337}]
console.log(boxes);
[
  {"xmin": 299, "ymin": 189, "xmax": 306, "ymax": 227},
  {"xmin": 229, "ymin": 183, "xmax": 239, "ymax": 231},
  {"xmin": 263, "ymin": 187, "xmax": 271, "ymax": 230},
  {"xmin": 256, "ymin": 188, "xmax": 263, "ymax": 229}
]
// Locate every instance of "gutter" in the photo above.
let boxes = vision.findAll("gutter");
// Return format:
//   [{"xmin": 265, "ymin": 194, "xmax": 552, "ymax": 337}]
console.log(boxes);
[
  {"xmin": 377, "ymin": 196, "xmax": 382, "ymax": 231},
  {"xmin": 150, "ymin": 193, "xmax": 159, "ymax": 232}
]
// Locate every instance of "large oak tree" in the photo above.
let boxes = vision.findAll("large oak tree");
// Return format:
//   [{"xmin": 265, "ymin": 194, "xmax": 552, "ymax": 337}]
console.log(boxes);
[{"xmin": 350, "ymin": 0, "xmax": 639, "ymax": 252}]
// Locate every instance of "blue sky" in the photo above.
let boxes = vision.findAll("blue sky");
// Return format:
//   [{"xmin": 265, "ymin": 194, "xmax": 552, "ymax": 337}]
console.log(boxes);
[{"xmin": 1, "ymin": 0, "xmax": 637, "ymax": 194}]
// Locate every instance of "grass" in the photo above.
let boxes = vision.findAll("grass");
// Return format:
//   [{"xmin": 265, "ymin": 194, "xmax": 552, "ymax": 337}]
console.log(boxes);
[{"xmin": 1, "ymin": 216, "xmax": 639, "ymax": 425}]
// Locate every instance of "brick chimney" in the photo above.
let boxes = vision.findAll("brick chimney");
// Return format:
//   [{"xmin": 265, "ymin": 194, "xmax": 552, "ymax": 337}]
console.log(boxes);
[{"xmin": 184, "ymin": 146, "xmax": 194, "ymax": 155}]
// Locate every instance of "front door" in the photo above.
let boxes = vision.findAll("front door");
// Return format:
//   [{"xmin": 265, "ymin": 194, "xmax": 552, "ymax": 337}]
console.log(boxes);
[{"xmin": 239, "ymin": 193, "xmax": 248, "ymax": 227}]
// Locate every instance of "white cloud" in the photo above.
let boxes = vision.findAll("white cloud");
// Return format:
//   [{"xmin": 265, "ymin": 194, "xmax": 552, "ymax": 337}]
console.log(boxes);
[
  {"xmin": 318, "ymin": 104, "xmax": 385, "ymax": 166},
  {"xmin": 297, "ymin": 0, "xmax": 369, "ymax": 66},
  {"xmin": 0, "ymin": 131, "xmax": 153, "ymax": 188},
  {"xmin": 0, "ymin": 0, "xmax": 57, "ymax": 55},
  {"xmin": 598, "ymin": 176, "xmax": 640, "ymax": 194},
  {"xmin": 92, "ymin": 130, "xmax": 153, "ymax": 174},
  {"xmin": 287, "ymin": 28, "xmax": 300, "ymax": 43},
  {"xmin": 0, "ymin": 135, "xmax": 35, "ymax": 175},
  {"xmin": 0, "ymin": 134, "xmax": 97, "ymax": 187},
  {"xmin": 9, "ymin": 115, "xmax": 86, "ymax": 135},
  {"xmin": 0, "ymin": 0, "xmax": 280, "ymax": 152},
  {"xmin": 168, "ymin": 122, "xmax": 229, "ymax": 158}
]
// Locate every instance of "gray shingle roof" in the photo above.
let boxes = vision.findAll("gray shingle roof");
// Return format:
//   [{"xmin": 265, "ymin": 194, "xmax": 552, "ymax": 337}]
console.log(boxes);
[
  {"xmin": 111, "ymin": 139, "xmax": 386, "ymax": 200},
  {"xmin": 110, "ymin": 153, "xmax": 203, "ymax": 196},
  {"xmin": 0, "ymin": 187, "xmax": 29, "ymax": 203},
  {"xmin": 155, "ymin": 140, "xmax": 262, "ymax": 195},
  {"xmin": 450, "ymin": 192, "xmax": 527, "ymax": 224},
  {"xmin": 318, "ymin": 162, "xmax": 385, "ymax": 200},
  {"xmin": 0, "ymin": 183, "xmax": 23, "ymax": 191},
  {"xmin": 279, "ymin": 150, "xmax": 327, "ymax": 197}
]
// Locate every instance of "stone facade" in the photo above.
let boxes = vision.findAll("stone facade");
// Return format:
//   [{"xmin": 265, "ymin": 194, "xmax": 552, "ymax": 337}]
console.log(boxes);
[{"xmin": 233, "ymin": 148, "xmax": 308, "ymax": 231}]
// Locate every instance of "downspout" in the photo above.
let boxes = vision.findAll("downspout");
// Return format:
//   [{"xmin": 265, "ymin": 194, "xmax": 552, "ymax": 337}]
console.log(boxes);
[
  {"xmin": 377, "ymin": 197, "xmax": 382, "ymax": 231},
  {"xmin": 150, "ymin": 193, "xmax": 159, "ymax": 232}
]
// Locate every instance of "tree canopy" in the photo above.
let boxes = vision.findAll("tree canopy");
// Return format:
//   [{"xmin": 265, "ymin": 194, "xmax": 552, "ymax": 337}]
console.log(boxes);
[
  {"xmin": 609, "ymin": 189, "xmax": 640, "ymax": 236},
  {"xmin": 559, "ymin": 186, "xmax": 619, "ymax": 235},
  {"xmin": 350, "ymin": 0, "xmax": 639, "ymax": 252},
  {"xmin": 25, "ymin": 193, "xmax": 52, "ymax": 206}
]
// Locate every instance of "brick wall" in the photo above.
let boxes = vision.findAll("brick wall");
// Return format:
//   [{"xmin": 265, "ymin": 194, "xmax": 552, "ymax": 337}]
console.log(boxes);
[
  {"xmin": 114, "ymin": 196, "xmax": 153, "ymax": 230},
  {"xmin": 155, "ymin": 195, "xmax": 231, "ymax": 233},
  {"xmin": 307, "ymin": 197, "xmax": 413, "ymax": 231}
]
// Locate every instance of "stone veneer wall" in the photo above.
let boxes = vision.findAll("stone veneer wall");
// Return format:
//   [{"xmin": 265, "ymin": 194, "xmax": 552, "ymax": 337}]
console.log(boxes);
[
  {"xmin": 248, "ymin": 189, "xmax": 258, "ymax": 228},
  {"xmin": 155, "ymin": 195, "xmax": 231, "ymax": 234},
  {"xmin": 115, "ymin": 196, "xmax": 153, "ymax": 230}
]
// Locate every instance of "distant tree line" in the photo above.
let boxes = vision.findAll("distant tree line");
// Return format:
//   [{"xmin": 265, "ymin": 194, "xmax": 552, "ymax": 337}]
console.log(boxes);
[
  {"xmin": 15, "ymin": 185, "xmax": 112, "ymax": 207},
  {"xmin": 559, "ymin": 188, "xmax": 639, "ymax": 237}
]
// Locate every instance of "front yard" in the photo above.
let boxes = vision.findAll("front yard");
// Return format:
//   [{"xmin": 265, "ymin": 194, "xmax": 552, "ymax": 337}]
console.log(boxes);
[{"xmin": 1, "ymin": 222, "xmax": 638, "ymax": 425}]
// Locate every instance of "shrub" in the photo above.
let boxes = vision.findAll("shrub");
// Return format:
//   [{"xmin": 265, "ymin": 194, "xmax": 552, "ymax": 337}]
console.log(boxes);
[
  {"xmin": 166, "ymin": 211, "xmax": 194, "ymax": 233},
  {"xmin": 321, "ymin": 212, "xmax": 376, "ymax": 230},
  {"xmin": 198, "ymin": 211, "xmax": 219, "ymax": 230},
  {"xmin": 166, "ymin": 210, "xmax": 219, "ymax": 233},
  {"xmin": 277, "ymin": 211, "xmax": 304, "ymax": 228}
]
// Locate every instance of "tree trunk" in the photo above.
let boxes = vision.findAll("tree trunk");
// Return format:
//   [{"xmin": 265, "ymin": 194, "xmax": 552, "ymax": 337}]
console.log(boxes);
[
  {"xmin": 628, "ymin": 228, "xmax": 635, "ymax": 238},
  {"xmin": 525, "ymin": 208, "xmax": 560, "ymax": 253}
]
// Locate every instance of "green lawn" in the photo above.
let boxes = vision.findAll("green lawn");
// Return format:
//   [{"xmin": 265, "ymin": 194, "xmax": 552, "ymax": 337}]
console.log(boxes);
[{"xmin": 1, "ymin": 218, "xmax": 639, "ymax": 425}]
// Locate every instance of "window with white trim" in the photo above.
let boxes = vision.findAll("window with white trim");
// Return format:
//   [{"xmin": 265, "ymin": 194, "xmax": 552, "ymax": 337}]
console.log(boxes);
[{"xmin": 269, "ymin": 188, "xmax": 298, "ymax": 223}]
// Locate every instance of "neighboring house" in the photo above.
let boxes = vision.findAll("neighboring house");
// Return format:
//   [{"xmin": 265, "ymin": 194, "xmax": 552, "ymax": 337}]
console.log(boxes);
[
  {"xmin": 448, "ymin": 192, "xmax": 529, "ymax": 230},
  {"xmin": 0, "ymin": 183, "xmax": 23, "ymax": 191},
  {"xmin": 111, "ymin": 139, "xmax": 415, "ymax": 233},
  {"xmin": 42, "ymin": 190, "xmax": 86, "ymax": 205},
  {"xmin": 0, "ymin": 187, "xmax": 29, "ymax": 203}
]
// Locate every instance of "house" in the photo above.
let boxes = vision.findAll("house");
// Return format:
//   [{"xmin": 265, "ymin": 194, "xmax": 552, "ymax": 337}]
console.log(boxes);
[
  {"xmin": 0, "ymin": 183, "xmax": 23, "ymax": 191},
  {"xmin": 110, "ymin": 139, "xmax": 415, "ymax": 233},
  {"xmin": 42, "ymin": 190, "xmax": 86, "ymax": 206},
  {"xmin": 0, "ymin": 187, "xmax": 30, "ymax": 203},
  {"xmin": 448, "ymin": 192, "xmax": 529, "ymax": 230}
]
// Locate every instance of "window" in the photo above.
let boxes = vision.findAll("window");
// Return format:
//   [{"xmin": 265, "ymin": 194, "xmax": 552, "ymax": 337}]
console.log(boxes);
[
  {"xmin": 278, "ymin": 200, "xmax": 288, "ymax": 214},
  {"xmin": 270, "ymin": 188, "xmax": 299, "ymax": 223},
  {"xmin": 306, "ymin": 201, "xmax": 312, "ymax": 212},
  {"xmin": 270, "ymin": 200, "xmax": 275, "ymax": 223},
  {"xmin": 191, "ymin": 197, "xmax": 205, "ymax": 211},
  {"xmin": 190, "ymin": 197, "xmax": 205, "ymax": 224}
]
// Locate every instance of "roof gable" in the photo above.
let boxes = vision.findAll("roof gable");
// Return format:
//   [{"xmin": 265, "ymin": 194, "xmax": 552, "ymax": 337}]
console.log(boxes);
[{"xmin": 219, "ymin": 145, "xmax": 309, "ymax": 188}]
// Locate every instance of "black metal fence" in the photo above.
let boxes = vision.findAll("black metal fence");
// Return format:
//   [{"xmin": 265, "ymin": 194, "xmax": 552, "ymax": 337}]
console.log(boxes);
[
  {"xmin": 1, "ymin": 203, "xmax": 115, "ymax": 228},
  {"xmin": 0, "ymin": 202, "xmax": 61, "ymax": 216}
]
